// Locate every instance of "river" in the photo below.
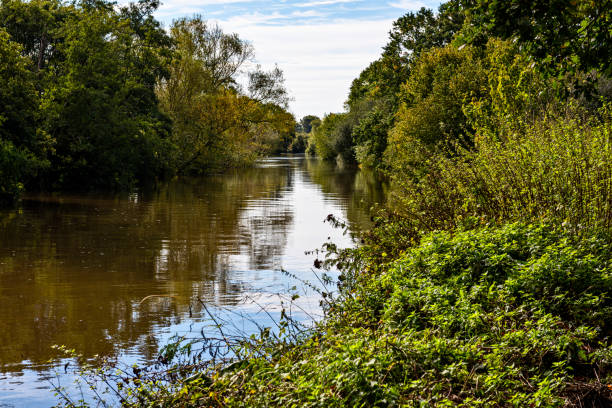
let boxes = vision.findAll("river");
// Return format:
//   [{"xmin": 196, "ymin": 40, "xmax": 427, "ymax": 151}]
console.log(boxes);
[{"xmin": 0, "ymin": 155, "xmax": 386, "ymax": 407}]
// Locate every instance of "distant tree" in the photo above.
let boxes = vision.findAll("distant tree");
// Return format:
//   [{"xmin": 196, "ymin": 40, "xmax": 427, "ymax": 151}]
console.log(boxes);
[{"xmin": 299, "ymin": 115, "xmax": 320, "ymax": 134}]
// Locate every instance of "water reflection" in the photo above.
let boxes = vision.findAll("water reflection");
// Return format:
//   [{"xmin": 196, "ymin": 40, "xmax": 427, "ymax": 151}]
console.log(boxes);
[
  {"xmin": 0, "ymin": 156, "xmax": 386, "ymax": 406},
  {"xmin": 303, "ymin": 159, "xmax": 389, "ymax": 228}
]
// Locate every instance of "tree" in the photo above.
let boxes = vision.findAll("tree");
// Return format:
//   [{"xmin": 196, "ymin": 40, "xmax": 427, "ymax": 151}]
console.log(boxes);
[
  {"xmin": 0, "ymin": 0, "xmax": 69, "ymax": 72},
  {"xmin": 297, "ymin": 115, "xmax": 320, "ymax": 134},
  {"xmin": 352, "ymin": 104, "xmax": 393, "ymax": 168},
  {"xmin": 157, "ymin": 16, "xmax": 294, "ymax": 173},
  {"xmin": 165, "ymin": 16, "xmax": 253, "ymax": 95},
  {"xmin": 385, "ymin": 44, "xmax": 488, "ymax": 174},
  {"xmin": 347, "ymin": 2, "xmax": 465, "ymax": 109},
  {"xmin": 247, "ymin": 64, "xmax": 290, "ymax": 108},
  {"xmin": 40, "ymin": 0, "xmax": 173, "ymax": 189},
  {"xmin": 464, "ymin": 0, "xmax": 612, "ymax": 77},
  {"xmin": 0, "ymin": 29, "xmax": 45, "ymax": 200},
  {"xmin": 341, "ymin": 2, "xmax": 466, "ymax": 168}
]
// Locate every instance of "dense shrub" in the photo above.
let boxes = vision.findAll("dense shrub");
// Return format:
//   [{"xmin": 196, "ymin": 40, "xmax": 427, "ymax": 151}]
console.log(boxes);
[
  {"xmin": 464, "ymin": 39, "xmax": 552, "ymax": 140},
  {"xmin": 384, "ymin": 44, "xmax": 488, "ymax": 176},
  {"xmin": 389, "ymin": 104, "xmax": 612, "ymax": 235},
  {"xmin": 0, "ymin": 140, "xmax": 41, "ymax": 202},
  {"xmin": 106, "ymin": 223, "xmax": 612, "ymax": 407}
]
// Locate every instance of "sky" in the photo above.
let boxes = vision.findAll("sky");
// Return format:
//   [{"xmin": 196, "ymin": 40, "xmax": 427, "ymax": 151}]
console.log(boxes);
[{"xmin": 153, "ymin": 0, "xmax": 443, "ymax": 119}]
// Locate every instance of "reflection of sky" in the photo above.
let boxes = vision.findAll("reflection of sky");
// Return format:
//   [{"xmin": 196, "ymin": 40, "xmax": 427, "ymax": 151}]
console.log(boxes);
[
  {"xmin": 233, "ymin": 157, "xmax": 354, "ymax": 272},
  {"xmin": 148, "ymin": 0, "xmax": 442, "ymax": 118}
]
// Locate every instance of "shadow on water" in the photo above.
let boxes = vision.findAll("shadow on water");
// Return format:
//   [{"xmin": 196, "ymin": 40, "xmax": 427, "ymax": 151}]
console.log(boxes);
[{"xmin": 0, "ymin": 155, "xmax": 387, "ymax": 406}]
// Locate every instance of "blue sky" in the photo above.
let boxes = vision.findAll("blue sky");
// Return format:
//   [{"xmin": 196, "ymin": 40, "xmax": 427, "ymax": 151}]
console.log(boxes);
[{"xmin": 154, "ymin": 0, "xmax": 443, "ymax": 118}]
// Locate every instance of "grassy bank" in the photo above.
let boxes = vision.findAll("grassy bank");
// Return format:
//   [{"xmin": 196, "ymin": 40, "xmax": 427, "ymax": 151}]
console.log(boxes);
[{"xmin": 68, "ymin": 223, "xmax": 612, "ymax": 407}]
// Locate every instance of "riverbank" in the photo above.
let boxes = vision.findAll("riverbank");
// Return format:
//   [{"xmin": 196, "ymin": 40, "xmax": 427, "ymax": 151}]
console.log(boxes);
[{"xmin": 64, "ymin": 221, "xmax": 612, "ymax": 407}]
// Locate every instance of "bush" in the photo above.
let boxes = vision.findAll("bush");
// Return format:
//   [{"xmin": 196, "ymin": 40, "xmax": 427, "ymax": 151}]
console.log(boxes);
[
  {"xmin": 390, "ymin": 103, "xmax": 612, "ymax": 235},
  {"xmin": 384, "ymin": 44, "xmax": 488, "ymax": 175},
  {"xmin": 101, "ymin": 223, "xmax": 612, "ymax": 407},
  {"xmin": 0, "ymin": 140, "xmax": 41, "ymax": 202}
]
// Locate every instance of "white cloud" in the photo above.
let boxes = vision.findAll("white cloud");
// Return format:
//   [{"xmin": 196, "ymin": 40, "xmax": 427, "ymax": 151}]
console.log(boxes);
[
  {"xmin": 388, "ymin": 0, "xmax": 427, "ymax": 9},
  {"xmin": 156, "ymin": 0, "xmax": 256, "ymax": 19},
  {"xmin": 291, "ymin": 10, "xmax": 326, "ymax": 18},
  {"xmin": 151, "ymin": 0, "xmax": 429, "ymax": 118},
  {"xmin": 294, "ymin": 0, "xmax": 357, "ymax": 7},
  {"xmin": 213, "ymin": 17, "xmax": 393, "ymax": 118}
]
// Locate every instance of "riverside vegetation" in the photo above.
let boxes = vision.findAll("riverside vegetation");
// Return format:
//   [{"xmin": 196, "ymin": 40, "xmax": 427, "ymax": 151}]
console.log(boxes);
[{"xmin": 6, "ymin": 0, "xmax": 610, "ymax": 406}]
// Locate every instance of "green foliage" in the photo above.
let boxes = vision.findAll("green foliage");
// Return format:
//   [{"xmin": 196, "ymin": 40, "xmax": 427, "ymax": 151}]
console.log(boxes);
[
  {"xmin": 0, "ymin": 1, "xmax": 296, "ymax": 197},
  {"xmin": 464, "ymin": 0, "xmax": 612, "ymax": 77},
  {"xmin": 385, "ymin": 43, "xmax": 488, "ymax": 175},
  {"xmin": 321, "ymin": 0, "xmax": 612, "ymax": 173},
  {"xmin": 390, "ymin": 103, "xmax": 612, "ymax": 235},
  {"xmin": 309, "ymin": 113, "xmax": 346, "ymax": 161},
  {"xmin": 352, "ymin": 103, "xmax": 393, "ymax": 168},
  {"xmin": 288, "ymin": 132, "xmax": 308, "ymax": 153},
  {"xmin": 296, "ymin": 115, "xmax": 320, "ymax": 134},
  {"xmin": 0, "ymin": 28, "xmax": 40, "ymax": 151},
  {"xmin": 105, "ymin": 223, "xmax": 612, "ymax": 407},
  {"xmin": 0, "ymin": 140, "xmax": 41, "ymax": 202},
  {"xmin": 0, "ymin": 0, "xmax": 68, "ymax": 73},
  {"xmin": 6, "ymin": 0, "xmax": 612, "ymax": 405},
  {"xmin": 331, "ymin": 1, "xmax": 466, "ymax": 169},
  {"xmin": 157, "ymin": 17, "xmax": 295, "ymax": 174},
  {"xmin": 40, "ymin": 0, "xmax": 173, "ymax": 189},
  {"xmin": 382, "ymin": 39, "xmax": 603, "ymax": 236},
  {"xmin": 287, "ymin": 115, "xmax": 318, "ymax": 154},
  {"xmin": 0, "ymin": 0, "xmax": 176, "ymax": 191},
  {"xmin": 463, "ymin": 38, "xmax": 552, "ymax": 137},
  {"xmin": 0, "ymin": 28, "xmax": 47, "ymax": 200},
  {"xmin": 310, "ymin": 99, "xmax": 388, "ymax": 163},
  {"xmin": 347, "ymin": 2, "xmax": 464, "ymax": 109}
]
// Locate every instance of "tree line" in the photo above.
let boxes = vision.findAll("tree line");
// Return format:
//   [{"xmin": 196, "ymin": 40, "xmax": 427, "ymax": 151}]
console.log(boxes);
[
  {"xmin": 0, "ymin": 0, "xmax": 299, "ymax": 202},
  {"xmin": 305, "ymin": 0, "xmax": 611, "ymax": 174}
]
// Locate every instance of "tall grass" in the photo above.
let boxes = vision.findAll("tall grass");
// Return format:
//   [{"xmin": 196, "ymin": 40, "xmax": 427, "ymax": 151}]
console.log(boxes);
[{"xmin": 390, "ymin": 104, "xmax": 612, "ymax": 235}]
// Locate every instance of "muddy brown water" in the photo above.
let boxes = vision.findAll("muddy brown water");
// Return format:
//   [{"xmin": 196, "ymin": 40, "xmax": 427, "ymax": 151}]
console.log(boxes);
[{"xmin": 0, "ymin": 156, "xmax": 387, "ymax": 407}]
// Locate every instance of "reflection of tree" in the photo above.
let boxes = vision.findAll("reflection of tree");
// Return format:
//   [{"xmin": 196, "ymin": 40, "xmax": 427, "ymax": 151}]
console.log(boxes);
[
  {"xmin": 0, "ymin": 158, "xmax": 387, "ymax": 378},
  {"xmin": 237, "ymin": 167, "xmax": 293, "ymax": 270},
  {"xmin": 0, "ymin": 163, "xmax": 294, "ymax": 371},
  {"xmin": 302, "ymin": 158, "xmax": 388, "ymax": 232}
]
